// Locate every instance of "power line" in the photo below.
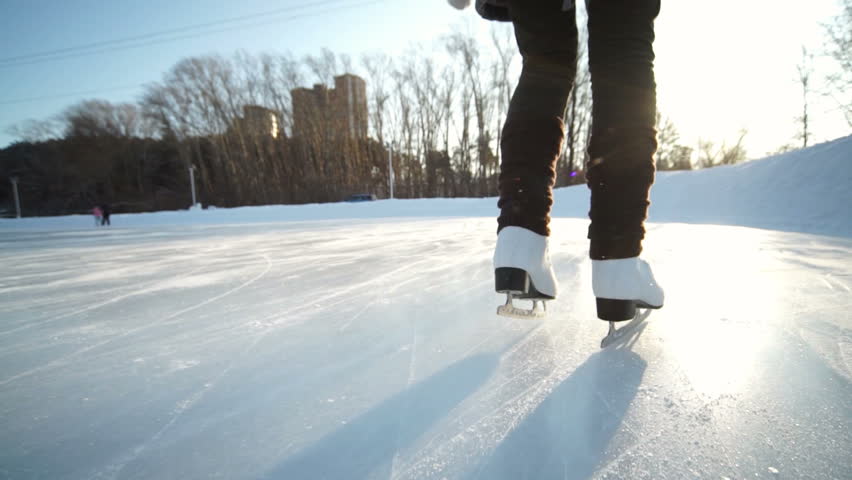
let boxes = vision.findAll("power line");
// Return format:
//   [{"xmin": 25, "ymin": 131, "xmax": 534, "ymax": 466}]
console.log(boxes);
[
  {"xmin": 0, "ymin": 85, "xmax": 143, "ymax": 106},
  {"xmin": 0, "ymin": 0, "xmax": 346, "ymax": 64},
  {"xmin": 0, "ymin": 0, "xmax": 386, "ymax": 105},
  {"xmin": 0, "ymin": 0, "xmax": 384, "ymax": 68}
]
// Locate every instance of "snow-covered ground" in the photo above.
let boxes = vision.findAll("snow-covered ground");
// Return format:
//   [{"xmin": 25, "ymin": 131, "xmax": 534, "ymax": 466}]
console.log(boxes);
[{"xmin": 1, "ymin": 137, "xmax": 851, "ymax": 479}]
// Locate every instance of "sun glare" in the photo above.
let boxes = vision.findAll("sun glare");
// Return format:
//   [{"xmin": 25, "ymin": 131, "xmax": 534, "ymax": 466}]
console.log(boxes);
[
  {"xmin": 654, "ymin": 0, "xmax": 845, "ymax": 157},
  {"xmin": 659, "ymin": 227, "xmax": 780, "ymax": 396}
]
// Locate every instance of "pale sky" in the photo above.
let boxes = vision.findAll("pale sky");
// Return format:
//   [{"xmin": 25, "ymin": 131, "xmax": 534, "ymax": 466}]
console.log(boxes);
[
  {"xmin": 0, "ymin": 0, "xmax": 848, "ymax": 157},
  {"xmin": 653, "ymin": 0, "xmax": 849, "ymax": 156}
]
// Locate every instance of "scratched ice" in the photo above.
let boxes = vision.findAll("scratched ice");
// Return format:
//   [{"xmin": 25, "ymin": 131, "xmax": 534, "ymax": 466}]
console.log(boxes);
[{"xmin": 0, "ymin": 137, "xmax": 850, "ymax": 479}]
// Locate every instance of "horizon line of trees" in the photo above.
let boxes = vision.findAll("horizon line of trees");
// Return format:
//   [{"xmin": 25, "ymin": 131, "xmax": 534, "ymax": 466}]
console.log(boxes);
[{"xmin": 4, "ymin": 5, "xmax": 848, "ymax": 216}]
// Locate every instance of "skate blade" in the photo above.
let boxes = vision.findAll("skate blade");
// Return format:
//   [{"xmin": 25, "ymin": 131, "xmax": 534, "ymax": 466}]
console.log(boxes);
[
  {"xmin": 600, "ymin": 309, "xmax": 652, "ymax": 348},
  {"xmin": 497, "ymin": 303, "xmax": 546, "ymax": 319}
]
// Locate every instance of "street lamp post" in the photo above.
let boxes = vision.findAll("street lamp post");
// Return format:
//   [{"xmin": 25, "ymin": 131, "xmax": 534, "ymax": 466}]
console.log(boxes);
[
  {"xmin": 188, "ymin": 165, "xmax": 197, "ymax": 207},
  {"xmin": 387, "ymin": 144, "xmax": 394, "ymax": 200},
  {"xmin": 10, "ymin": 176, "xmax": 21, "ymax": 218}
]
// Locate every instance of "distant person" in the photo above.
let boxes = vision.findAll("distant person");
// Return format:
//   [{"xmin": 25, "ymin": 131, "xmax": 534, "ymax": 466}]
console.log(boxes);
[
  {"xmin": 452, "ymin": 0, "xmax": 664, "ymax": 337},
  {"xmin": 92, "ymin": 206, "xmax": 103, "ymax": 227},
  {"xmin": 100, "ymin": 204, "xmax": 111, "ymax": 226}
]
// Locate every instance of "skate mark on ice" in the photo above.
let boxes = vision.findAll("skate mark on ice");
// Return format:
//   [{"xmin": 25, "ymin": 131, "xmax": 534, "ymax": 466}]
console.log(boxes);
[
  {"xmin": 796, "ymin": 321, "xmax": 852, "ymax": 380},
  {"xmin": 398, "ymin": 323, "xmax": 551, "ymax": 467},
  {"xmin": 337, "ymin": 300, "xmax": 374, "ymax": 332},
  {"xmin": 262, "ymin": 354, "xmax": 498, "ymax": 480},
  {"xmin": 279, "ymin": 256, "xmax": 437, "ymax": 322},
  {"xmin": 389, "ymin": 314, "xmax": 420, "ymax": 479},
  {"xmin": 450, "ymin": 322, "xmax": 566, "ymax": 427},
  {"xmin": 282, "ymin": 255, "xmax": 440, "ymax": 332},
  {"xmin": 466, "ymin": 324, "xmax": 578, "ymax": 480},
  {"xmin": 593, "ymin": 349, "xmax": 744, "ymax": 478},
  {"xmin": 96, "ymin": 291, "xmax": 280, "ymax": 480},
  {"xmin": 0, "ymin": 254, "xmax": 272, "ymax": 387},
  {"xmin": 301, "ymin": 249, "xmax": 484, "ymax": 332},
  {"xmin": 409, "ymin": 305, "xmax": 593, "ymax": 476},
  {"xmin": 364, "ymin": 328, "xmax": 545, "ymax": 480},
  {"xmin": 0, "ymin": 262, "xmax": 208, "ymax": 337},
  {"xmin": 396, "ymin": 324, "xmax": 547, "ymax": 468},
  {"xmin": 375, "ymin": 298, "xmax": 598, "ymax": 478},
  {"xmin": 471, "ymin": 350, "xmax": 648, "ymax": 480},
  {"xmin": 824, "ymin": 273, "xmax": 851, "ymax": 293},
  {"xmin": 483, "ymin": 320, "xmax": 573, "ymax": 400},
  {"xmin": 386, "ymin": 274, "xmax": 581, "ymax": 477},
  {"xmin": 455, "ymin": 321, "xmax": 528, "ymax": 361}
]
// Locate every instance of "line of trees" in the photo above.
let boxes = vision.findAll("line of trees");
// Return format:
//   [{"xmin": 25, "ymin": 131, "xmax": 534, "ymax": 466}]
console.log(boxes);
[{"xmin": 0, "ymin": 24, "xmax": 719, "ymax": 217}]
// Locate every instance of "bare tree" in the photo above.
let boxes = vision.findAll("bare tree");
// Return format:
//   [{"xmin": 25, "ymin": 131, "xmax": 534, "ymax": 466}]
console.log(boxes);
[
  {"xmin": 389, "ymin": 60, "xmax": 419, "ymax": 197},
  {"xmin": 361, "ymin": 53, "xmax": 393, "ymax": 146},
  {"xmin": 696, "ymin": 139, "xmax": 716, "ymax": 169},
  {"xmin": 718, "ymin": 130, "xmax": 748, "ymax": 165},
  {"xmin": 6, "ymin": 118, "xmax": 61, "ymax": 143},
  {"xmin": 439, "ymin": 65, "xmax": 457, "ymax": 156},
  {"xmin": 250, "ymin": 54, "xmax": 297, "ymax": 138},
  {"xmin": 768, "ymin": 143, "xmax": 797, "ymax": 156},
  {"xmin": 438, "ymin": 65, "xmax": 458, "ymax": 196},
  {"xmin": 446, "ymin": 28, "xmax": 496, "ymax": 196},
  {"xmin": 796, "ymin": 46, "xmax": 813, "ymax": 148},
  {"xmin": 490, "ymin": 24, "xmax": 516, "ymax": 170},
  {"xmin": 402, "ymin": 53, "xmax": 457, "ymax": 197},
  {"xmin": 668, "ymin": 145, "xmax": 694, "ymax": 170},
  {"xmin": 697, "ymin": 130, "xmax": 748, "ymax": 168},
  {"xmin": 63, "ymin": 100, "xmax": 123, "ymax": 138},
  {"xmin": 141, "ymin": 56, "xmax": 247, "ymax": 204},
  {"xmin": 561, "ymin": 19, "xmax": 593, "ymax": 186},
  {"xmin": 304, "ymin": 48, "xmax": 341, "ymax": 86},
  {"xmin": 823, "ymin": 0, "xmax": 852, "ymax": 126},
  {"xmin": 655, "ymin": 113, "xmax": 681, "ymax": 170}
]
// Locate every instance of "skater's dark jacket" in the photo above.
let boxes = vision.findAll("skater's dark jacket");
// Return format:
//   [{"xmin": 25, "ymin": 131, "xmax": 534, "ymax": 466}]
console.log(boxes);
[
  {"xmin": 476, "ymin": 0, "xmax": 510, "ymax": 21},
  {"xmin": 474, "ymin": 0, "xmax": 576, "ymax": 22}
]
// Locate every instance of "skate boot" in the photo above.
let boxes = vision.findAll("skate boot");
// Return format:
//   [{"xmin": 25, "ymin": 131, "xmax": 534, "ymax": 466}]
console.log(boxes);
[
  {"xmin": 594, "ymin": 257, "xmax": 664, "ymax": 346},
  {"xmin": 494, "ymin": 226, "xmax": 557, "ymax": 319}
]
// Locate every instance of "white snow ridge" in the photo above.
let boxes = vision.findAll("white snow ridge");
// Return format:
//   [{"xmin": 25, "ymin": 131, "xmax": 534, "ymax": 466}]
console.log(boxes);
[{"xmin": 1, "ymin": 136, "xmax": 851, "ymax": 479}]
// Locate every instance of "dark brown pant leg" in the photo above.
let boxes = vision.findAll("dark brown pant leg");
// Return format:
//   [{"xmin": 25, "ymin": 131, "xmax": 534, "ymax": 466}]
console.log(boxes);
[
  {"xmin": 586, "ymin": 0, "xmax": 661, "ymax": 259},
  {"xmin": 497, "ymin": 0, "xmax": 578, "ymax": 236}
]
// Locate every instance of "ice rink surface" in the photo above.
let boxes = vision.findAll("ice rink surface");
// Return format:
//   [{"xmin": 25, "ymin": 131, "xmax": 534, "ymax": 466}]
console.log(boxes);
[{"xmin": 1, "ymin": 218, "xmax": 850, "ymax": 479}]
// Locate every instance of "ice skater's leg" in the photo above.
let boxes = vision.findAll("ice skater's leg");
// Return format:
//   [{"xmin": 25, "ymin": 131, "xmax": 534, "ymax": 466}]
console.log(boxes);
[
  {"xmin": 494, "ymin": 1, "xmax": 578, "ymax": 316},
  {"xmin": 585, "ymin": 0, "xmax": 661, "ymax": 259},
  {"xmin": 585, "ymin": 0, "xmax": 665, "ymax": 328},
  {"xmin": 498, "ymin": 0, "xmax": 578, "ymax": 236}
]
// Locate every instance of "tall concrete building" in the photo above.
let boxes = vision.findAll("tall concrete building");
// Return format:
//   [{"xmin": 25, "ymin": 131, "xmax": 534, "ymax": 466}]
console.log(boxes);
[
  {"xmin": 292, "ymin": 74, "xmax": 368, "ymax": 141},
  {"xmin": 230, "ymin": 105, "xmax": 279, "ymax": 138}
]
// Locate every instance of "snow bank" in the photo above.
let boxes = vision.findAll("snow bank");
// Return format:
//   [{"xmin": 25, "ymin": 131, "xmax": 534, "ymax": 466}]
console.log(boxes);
[
  {"xmin": 548, "ymin": 134, "xmax": 852, "ymax": 237},
  {"xmin": 2, "ymin": 135, "xmax": 850, "ymax": 237},
  {"xmin": 648, "ymin": 135, "xmax": 852, "ymax": 237}
]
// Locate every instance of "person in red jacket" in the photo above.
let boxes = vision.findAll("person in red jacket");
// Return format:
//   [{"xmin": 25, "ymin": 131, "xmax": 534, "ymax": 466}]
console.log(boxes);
[
  {"xmin": 453, "ymin": 0, "xmax": 664, "ymax": 331},
  {"xmin": 92, "ymin": 206, "xmax": 103, "ymax": 227}
]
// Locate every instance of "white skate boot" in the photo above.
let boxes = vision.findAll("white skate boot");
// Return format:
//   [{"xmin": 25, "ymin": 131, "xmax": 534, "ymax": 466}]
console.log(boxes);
[
  {"xmin": 593, "ymin": 257, "xmax": 664, "ymax": 346},
  {"xmin": 493, "ymin": 226, "xmax": 557, "ymax": 319}
]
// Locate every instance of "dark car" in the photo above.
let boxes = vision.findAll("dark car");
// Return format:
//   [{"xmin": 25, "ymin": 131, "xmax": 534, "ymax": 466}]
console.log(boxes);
[{"xmin": 344, "ymin": 194, "xmax": 377, "ymax": 202}]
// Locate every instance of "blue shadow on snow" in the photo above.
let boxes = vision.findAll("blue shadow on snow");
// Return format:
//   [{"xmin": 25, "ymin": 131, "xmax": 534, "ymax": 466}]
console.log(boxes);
[
  {"xmin": 470, "ymin": 348, "xmax": 647, "ymax": 480},
  {"xmin": 262, "ymin": 352, "xmax": 500, "ymax": 479}
]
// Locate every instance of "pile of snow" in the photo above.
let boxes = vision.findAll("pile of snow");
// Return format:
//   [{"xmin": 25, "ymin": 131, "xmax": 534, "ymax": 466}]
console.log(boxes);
[
  {"xmin": 647, "ymin": 135, "xmax": 852, "ymax": 237},
  {"xmin": 549, "ymin": 134, "xmax": 852, "ymax": 237},
  {"xmin": 2, "ymin": 135, "xmax": 850, "ymax": 237}
]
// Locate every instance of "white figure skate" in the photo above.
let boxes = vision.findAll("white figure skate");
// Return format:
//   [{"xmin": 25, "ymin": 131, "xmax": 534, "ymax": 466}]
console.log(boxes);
[
  {"xmin": 593, "ymin": 257, "xmax": 664, "ymax": 347},
  {"xmin": 493, "ymin": 226, "xmax": 557, "ymax": 319}
]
